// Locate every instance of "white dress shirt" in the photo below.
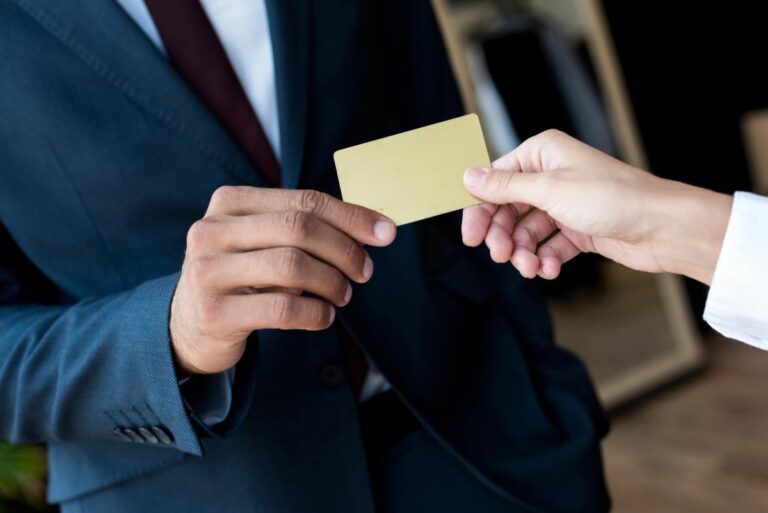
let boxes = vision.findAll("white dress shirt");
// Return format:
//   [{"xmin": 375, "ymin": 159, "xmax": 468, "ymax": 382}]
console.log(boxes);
[
  {"xmin": 115, "ymin": 0, "xmax": 389, "ymax": 409},
  {"xmin": 116, "ymin": 0, "xmax": 281, "ymax": 158},
  {"xmin": 705, "ymin": 192, "xmax": 768, "ymax": 348}
]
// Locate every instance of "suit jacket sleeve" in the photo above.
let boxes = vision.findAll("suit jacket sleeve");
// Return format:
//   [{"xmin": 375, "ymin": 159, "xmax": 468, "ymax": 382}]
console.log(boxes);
[{"xmin": 0, "ymin": 228, "xmax": 255, "ymax": 456}]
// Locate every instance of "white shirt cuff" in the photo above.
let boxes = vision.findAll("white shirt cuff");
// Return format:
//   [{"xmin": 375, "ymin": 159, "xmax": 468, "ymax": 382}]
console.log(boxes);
[{"xmin": 704, "ymin": 192, "xmax": 768, "ymax": 349}]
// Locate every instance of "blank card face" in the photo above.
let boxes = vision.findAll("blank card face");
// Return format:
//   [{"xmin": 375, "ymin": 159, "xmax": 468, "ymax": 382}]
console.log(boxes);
[{"xmin": 334, "ymin": 114, "xmax": 491, "ymax": 226}]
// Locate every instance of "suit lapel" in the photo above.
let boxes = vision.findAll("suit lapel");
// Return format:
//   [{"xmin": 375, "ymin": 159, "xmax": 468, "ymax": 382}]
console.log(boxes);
[
  {"xmin": 265, "ymin": 0, "xmax": 310, "ymax": 189},
  {"xmin": 12, "ymin": 0, "xmax": 268, "ymax": 187}
]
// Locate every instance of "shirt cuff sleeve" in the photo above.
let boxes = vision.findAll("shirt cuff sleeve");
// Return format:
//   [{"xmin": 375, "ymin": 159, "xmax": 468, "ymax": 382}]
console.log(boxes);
[
  {"xmin": 180, "ymin": 369, "xmax": 235, "ymax": 427},
  {"xmin": 704, "ymin": 191, "xmax": 768, "ymax": 348}
]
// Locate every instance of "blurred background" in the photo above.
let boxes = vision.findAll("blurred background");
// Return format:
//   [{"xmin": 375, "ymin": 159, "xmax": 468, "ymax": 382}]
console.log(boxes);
[{"xmin": 3, "ymin": 0, "xmax": 768, "ymax": 511}]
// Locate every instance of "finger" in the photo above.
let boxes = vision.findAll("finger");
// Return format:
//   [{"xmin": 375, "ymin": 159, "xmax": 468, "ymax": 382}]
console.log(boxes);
[
  {"xmin": 192, "ymin": 248, "xmax": 352, "ymax": 307},
  {"xmin": 535, "ymin": 232, "xmax": 582, "ymax": 280},
  {"xmin": 511, "ymin": 247, "xmax": 539, "ymax": 279},
  {"xmin": 187, "ymin": 212, "xmax": 373, "ymax": 283},
  {"xmin": 484, "ymin": 204, "xmax": 517, "ymax": 263},
  {"xmin": 463, "ymin": 167, "xmax": 548, "ymax": 209},
  {"xmin": 461, "ymin": 203, "xmax": 497, "ymax": 247},
  {"xmin": 510, "ymin": 210, "xmax": 558, "ymax": 278},
  {"xmin": 510, "ymin": 201, "xmax": 534, "ymax": 219},
  {"xmin": 212, "ymin": 293, "xmax": 335, "ymax": 334},
  {"xmin": 511, "ymin": 209, "xmax": 558, "ymax": 256},
  {"xmin": 205, "ymin": 187, "xmax": 396, "ymax": 246}
]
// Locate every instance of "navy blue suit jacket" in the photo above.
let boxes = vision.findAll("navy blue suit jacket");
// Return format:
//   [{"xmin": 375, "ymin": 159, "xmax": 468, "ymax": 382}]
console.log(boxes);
[{"xmin": 0, "ymin": 1, "xmax": 610, "ymax": 512}]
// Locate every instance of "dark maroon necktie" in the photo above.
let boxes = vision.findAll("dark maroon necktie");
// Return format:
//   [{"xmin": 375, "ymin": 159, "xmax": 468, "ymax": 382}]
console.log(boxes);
[
  {"xmin": 144, "ymin": 0, "xmax": 281, "ymax": 186},
  {"xmin": 144, "ymin": 0, "xmax": 370, "ymax": 398}
]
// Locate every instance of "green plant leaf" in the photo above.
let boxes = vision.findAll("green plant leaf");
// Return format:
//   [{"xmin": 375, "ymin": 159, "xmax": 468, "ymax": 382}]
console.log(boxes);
[{"xmin": 0, "ymin": 441, "xmax": 47, "ymax": 508}]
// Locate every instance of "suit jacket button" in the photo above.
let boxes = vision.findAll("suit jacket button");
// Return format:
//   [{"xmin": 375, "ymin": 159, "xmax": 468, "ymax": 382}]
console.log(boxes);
[
  {"xmin": 318, "ymin": 363, "xmax": 345, "ymax": 387},
  {"xmin": 113, "ymin": 428, "xmax": 133, "ymax": 443},
  {"xmin": 138, "ymin": 427, "xmax": 160, "ymax": 444},
  {"xmin": 151, "ymin": 426, "xmax": 174, "ymax": 445},
  {"xmin": 122, "ymin": 428, "xmax": 145, "ymax": 443}
]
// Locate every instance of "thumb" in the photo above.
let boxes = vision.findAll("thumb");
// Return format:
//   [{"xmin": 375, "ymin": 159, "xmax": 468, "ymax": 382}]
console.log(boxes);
[{"xmin": 463, "ymin": 167, "xmax": 546, "ymax": 208}]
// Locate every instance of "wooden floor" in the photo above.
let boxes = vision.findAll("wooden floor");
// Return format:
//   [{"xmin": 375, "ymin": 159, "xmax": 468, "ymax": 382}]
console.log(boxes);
[{"xmin": 604, "ymin": 335, "xmax": 768, "ymax": 512}]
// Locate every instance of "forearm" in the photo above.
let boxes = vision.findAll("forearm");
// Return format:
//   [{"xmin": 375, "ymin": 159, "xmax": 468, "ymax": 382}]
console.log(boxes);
[{"xmin": 648, "ymin": 178, "xmax": 733, "ymax": 285}]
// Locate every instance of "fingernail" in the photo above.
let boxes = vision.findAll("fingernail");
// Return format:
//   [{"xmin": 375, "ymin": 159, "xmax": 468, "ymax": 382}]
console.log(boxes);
[
  {"xmin": 329, "ymin": 307, "xmax": 336, "ymax": 325},
  {"xmin": 373, "ymin": 220, "xmax": 395, "ymax": 242},
  {"xmin": 344, "ymin": 283, "xmax": 353, "ymax": 304},
  {"xmin": 463, "ymin": 167, "xmax": 488, "ymax": 189},
  {"xmin": 362, "ymin": 255, "xmax": 374, "ymax": 281}
]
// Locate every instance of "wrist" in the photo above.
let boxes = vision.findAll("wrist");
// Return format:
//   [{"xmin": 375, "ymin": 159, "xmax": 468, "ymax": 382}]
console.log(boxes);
[
  {"xmin": 170, "ymin": 308, "xmax": 205, "ymax": 377},
  {"xmin": 649, "ymin": 179, "xmax": 733, "ymax": 284},
  {"xmin": 172, "ymin": 338, "xmax": 205, "ymax": 377}
]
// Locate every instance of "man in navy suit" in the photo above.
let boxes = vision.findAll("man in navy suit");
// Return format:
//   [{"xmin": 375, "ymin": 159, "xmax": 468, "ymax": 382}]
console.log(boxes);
[{"xmin": 0, "ymin": 1, "xmax": 610, "ymax": 512}]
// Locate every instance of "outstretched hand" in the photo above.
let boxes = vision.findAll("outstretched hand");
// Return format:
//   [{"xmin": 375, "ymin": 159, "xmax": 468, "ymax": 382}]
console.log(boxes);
[{"xmin": 461, "ymin": 130, "xmax": 732, "ymax": 285}]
